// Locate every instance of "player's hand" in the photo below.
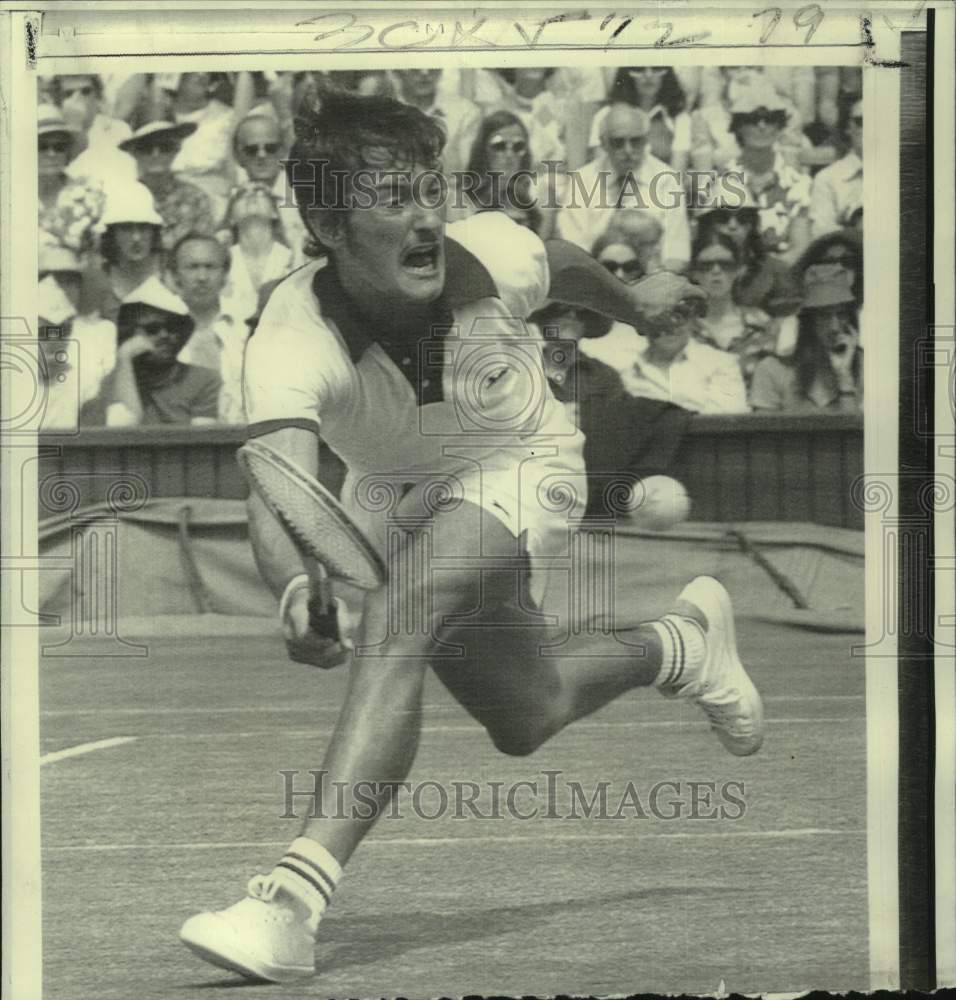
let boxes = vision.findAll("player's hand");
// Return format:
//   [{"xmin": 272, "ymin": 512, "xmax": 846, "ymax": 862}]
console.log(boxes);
[
  {"xmin": 628, "ymin": 271, "xmax": 708, "ymax": 334},
  {"xmin": 282, "ymin": 586, "xmax": 349, "ymax": 670}
]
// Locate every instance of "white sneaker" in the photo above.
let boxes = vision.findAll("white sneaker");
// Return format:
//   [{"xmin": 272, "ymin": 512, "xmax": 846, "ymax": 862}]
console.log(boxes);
[
  {"xmin": 668, "ymin": 576, "xmax": 764, "ymax": 756},
  {"xmin": 180, "ymin": 871, "xmax": 320, "ymax": 982}
]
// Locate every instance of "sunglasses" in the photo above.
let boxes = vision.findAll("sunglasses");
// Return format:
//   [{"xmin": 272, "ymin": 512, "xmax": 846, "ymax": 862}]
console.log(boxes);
[
  {"xmin": 488, "ymin": 138, "xmax": 527, "ymax": 155},
  {"xmin": 739, "ymin": 110, "xmax": 788, "ymax": 128},
  {"xmin": 39, "ymin": 139, "xmax": 71, "ymax": 154},
  {"xmin": 241, "ymin": 142, "xmax": 281, "ymax": 157},
  {"xmin": 694, "ymin": 258, "xmax": 737, "ymax": 273},
  {"xmin": 600, "ymin": 258, "xmax": 645, "ymax": 281},
  {"xmin": 607, "ymin": 135, "xmax": 647, "ymax": 152},
  {"xmin": 137, "ymin": 321, "xmax": 175, "ymax": 337},
  {"xmin": 62, "ymin": 85, "xmax": 95, "ymax": 98},
  {"xmin": 139, "ymin": 141, "xmax": 179, "ymax": 156}
]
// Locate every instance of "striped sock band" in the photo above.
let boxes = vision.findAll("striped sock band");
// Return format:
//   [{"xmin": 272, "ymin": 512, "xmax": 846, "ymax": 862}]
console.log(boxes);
[
  {"xmin": 650, "ymin": 614, "xmax": 706, "ymax": 690},
  {"xmin": 275, "ymin": 837, "xmax": 343, "ymax": 916}
]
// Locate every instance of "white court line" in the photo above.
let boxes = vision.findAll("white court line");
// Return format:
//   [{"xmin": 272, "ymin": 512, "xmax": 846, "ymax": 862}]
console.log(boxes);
[
  {"xmin": 40, "ymin": 736, "xmax": 137, "ymax": 765},
  {"xmin": 39, "ymin": 695, "xmax": 865, "ymax": 718},
  {"xmin": 43, "ymin": 827, "xmax": 867, "ymax": 854},
  {"xmin": 39, "ymin": 717, "xmax": 865, "ymax": 744}
]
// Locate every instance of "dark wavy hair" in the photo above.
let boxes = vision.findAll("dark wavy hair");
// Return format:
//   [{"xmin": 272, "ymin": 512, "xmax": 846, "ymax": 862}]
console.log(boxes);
[
  {"xmin": 464, "ymin": 111, "xmax": 542, "ymax": 232},
  {"xmin": 607, "ymin": 67, "xmax": 686, "ymax": 118},
  {"xmin": 695, "ymin": 206, "xmax": 764, "ymax": 274},
  {"xmin": 790, "ymin": 304, "xmax": 861, "ymax": 398},
  {"xmin": 287, "ymin": 89, "xmax": 445, "ymax": 256},
  {"xmin": 691, "ymin": 230, "xmax": 743, "ymax": 269}
]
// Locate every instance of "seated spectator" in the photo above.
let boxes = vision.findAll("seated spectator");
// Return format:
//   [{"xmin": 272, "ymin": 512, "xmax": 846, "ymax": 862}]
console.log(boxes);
[
  {"xmin": 37, "ymin": 245, "xmax": 117, "ymax": 431},
  {"xmin": 232, "ymin": 111, "xmax": 309, "ymax": 262},
  {"xmin": 531, "ymin": 300, "xmax": 693, "ymax": 519},
  {"xmin": 163, "ymin": 72, "xmax": 252, "ymax": 218},
  {"xmin": 454, "ymin": 111, "xmax": 556, "ymax": 236},
  {"xmin": 691, "ymin": 67, "xmax": 812, "ymax": 173},
  {"xmin": 168, "ymin": 234, "xmax": 249, "ymax": 424},
  {"xmin": 588, "ymin": 66, "xmax": 690, "ymax": 170},
  {"xmin": 694, "ymin": 197, "xmax": 802, "ymax": 317},
  {"xmin": 614, "ymin": 307, "xmax": 749, "ymax": 414},
  {"xmin": 392, "ymin": 69, "xmax": 482, "ymax": 175},
  {"xmin": 809, "ymin": 99, "xmax": 863, "ymax": 238},
  {"xmin": 472, "ymin": 68, "xmax": 571, "ymax": 168},
  {"xmin": 47, "ymin": 74, "xmax": 137, "ymax": 188},
  {"xmin": 220, "ymin": 184, "xmax": 295, "ymax": 317},
  {"xmin": 591, "ymin": 230, "xmax": 649, "ymax": 286},
  {"xmin": 689, "ymin": 232, "xmax": 785, "ymax": 386},
  {"xmin": 722, "ymin": 92, "xmax": 812, "ymax": 265},
  {"xmin": 557, "ymin": 104, "xmax": 690, "ymax": 270},
  {"xmin": 601, "ymin": 210, "xmax": 664, "ymax": 276},
  {"xmin": 82, "ymin": 181, "xmax": 164, "ymax": 322},
  {"xmin": 793, "ymin": 229, "xmax": 863, "ymax": 307},
  {"xmin": 38, "ymin": 105, "xmax": 105, "ymax": 255},
  {"xmin": 750, "ymin": 266, "xmax": 862, "ymax": 412},
  {"xmin": 119, "ymin": 120, "xmax": 216, "ymax": 251},
  {"xmin": 81, "ymin": 276, "xmax": 220, "ymax": 427}
]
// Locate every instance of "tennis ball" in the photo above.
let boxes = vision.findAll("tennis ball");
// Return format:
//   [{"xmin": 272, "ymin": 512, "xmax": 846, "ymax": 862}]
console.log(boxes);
[{"xmin": 629, "ymin": 476, "xmax": 691, "ymax": 531}]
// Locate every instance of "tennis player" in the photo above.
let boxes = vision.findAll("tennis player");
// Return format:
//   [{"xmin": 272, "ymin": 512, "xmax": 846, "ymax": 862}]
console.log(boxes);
[{"xmin": 181, "ymin": 91, "xmax": 764, "ymax": 982}]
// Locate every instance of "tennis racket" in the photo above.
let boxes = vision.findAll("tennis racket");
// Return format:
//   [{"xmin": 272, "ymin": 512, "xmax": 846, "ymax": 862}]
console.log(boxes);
[{"xmin": 237, "ymin": 439, "xmax": 387, "ymax": 591}]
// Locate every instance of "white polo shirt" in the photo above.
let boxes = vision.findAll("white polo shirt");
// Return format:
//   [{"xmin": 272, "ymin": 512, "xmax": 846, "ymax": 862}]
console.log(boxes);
[{"xmin": 243, "ymin": 212, "xmax": 585, "ymax": 554}]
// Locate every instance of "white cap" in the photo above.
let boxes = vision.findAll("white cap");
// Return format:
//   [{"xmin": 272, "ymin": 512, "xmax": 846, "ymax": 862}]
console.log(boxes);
[
  {"xmin": 38, "ymin": 103, "xmax": 80, "ymax": 139},
  {"xmin": 99, "ymin": 182, "xmax": 164, "ymax": 228},
  {"xmin": 121, "ymin": 275, "xmax": 190, "ymax": 316}
]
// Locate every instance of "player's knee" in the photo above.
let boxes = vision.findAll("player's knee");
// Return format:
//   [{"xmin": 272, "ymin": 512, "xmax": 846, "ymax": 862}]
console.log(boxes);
[{"xmin": 486, "ymin": 718, "xmax": 551, "ymax": 757}]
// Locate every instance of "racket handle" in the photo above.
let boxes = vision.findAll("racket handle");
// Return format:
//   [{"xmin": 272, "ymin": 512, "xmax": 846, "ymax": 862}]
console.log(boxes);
[{"xmin": 307, "ymin": 592, "xmax": 342, "ymax": 642}]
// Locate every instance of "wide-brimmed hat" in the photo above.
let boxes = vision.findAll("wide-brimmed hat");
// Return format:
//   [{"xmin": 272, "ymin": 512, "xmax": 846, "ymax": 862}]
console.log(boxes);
[
  {"xmin": 99, "ymin": 182, "xmax": 164, "ymax": 228},
  {"xmin": 728, "ymin": 88, "xmax": 788, "ymax": 116},
  {"xmin": 121, "ymin": 275, "xmax": 190, "ymax": 315},
  {"xmin": 39, "ymin": 243, "xmax": 83, "ymax": 274},
  {"xmin": 800, "ymin": 264, "xmax": 857, "ymax": 310},
  {"xmin": 116, "ymin": 275, "xmax": 194, "ymax": 340},
  {"xmin": 38, "ymin": 104, "xmax": 80, "ymax": 141},
  {"xmin": 118, "ymin": 119, "xmax": 197, "ymax": 153}
]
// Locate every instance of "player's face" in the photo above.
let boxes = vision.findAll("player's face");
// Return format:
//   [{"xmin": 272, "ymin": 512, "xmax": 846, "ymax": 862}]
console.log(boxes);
[
  {"xmin": 335, "ymin": 164, "xmax": 446, "ymax": 306},
  {"xmin": 236, "ymin": 118, "xmax": 283, "ymax": 185}
]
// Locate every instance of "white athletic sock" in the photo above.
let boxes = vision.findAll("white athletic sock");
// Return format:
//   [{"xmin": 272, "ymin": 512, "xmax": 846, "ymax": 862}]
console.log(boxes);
[
  {"xmin": 273, "ymin": 837, "xmax": 343, "ymax": 929},
  {"xmin": 648, "ymin": 614, "xmax": 707, "ymax": 690}
]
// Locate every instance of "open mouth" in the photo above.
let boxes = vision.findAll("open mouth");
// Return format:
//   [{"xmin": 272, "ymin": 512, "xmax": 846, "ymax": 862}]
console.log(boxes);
[{"xmin": 402, "ymin": 244, "xmax": 441, "ymax": 275}]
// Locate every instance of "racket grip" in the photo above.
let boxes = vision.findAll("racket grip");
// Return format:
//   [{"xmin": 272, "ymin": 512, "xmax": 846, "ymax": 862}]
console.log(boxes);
[{"xmin": 307, "ymin": 592, "xmax": 342, "ymax": 642}]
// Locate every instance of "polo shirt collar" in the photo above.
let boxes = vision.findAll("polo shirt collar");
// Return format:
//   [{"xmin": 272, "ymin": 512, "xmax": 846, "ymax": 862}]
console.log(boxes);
[{"xmin": 312, "ymin": 231, "xmax": 499, "ymax": 363}]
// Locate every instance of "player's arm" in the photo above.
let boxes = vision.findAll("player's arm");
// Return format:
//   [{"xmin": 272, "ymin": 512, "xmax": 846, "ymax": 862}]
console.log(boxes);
[{"xmin": 543, "ymin": 238, "xmax": 706, "ymax": 333}]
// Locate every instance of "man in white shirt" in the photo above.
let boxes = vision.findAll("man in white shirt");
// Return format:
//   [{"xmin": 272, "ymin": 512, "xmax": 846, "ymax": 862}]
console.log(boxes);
[
  {"xmin": 809, "ymin": 99, "xmax": 863, "ymax": 238},
  {"xmin": 581, "ymin": 316, "xmax": 748, "ymax": 415},
  {"xmin": 557, "ymin": 104, "xmax": 690, "ymax": 270},
  {"xmin": 232, "ymin": 111, "xmax": 311, "ymax": 263},
  {"xmin": 179, "ymin": 90, "xmax": 764, "ymax": 985},
  {"xmin": 170, "ymin": 234, "xmax": 249, "ymax": 423}
]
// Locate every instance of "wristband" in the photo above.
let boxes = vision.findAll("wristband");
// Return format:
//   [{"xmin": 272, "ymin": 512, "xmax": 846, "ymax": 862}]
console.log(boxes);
[{"xmin": 278, "ymin": 573, "xmax": 309, "ymax": 622}]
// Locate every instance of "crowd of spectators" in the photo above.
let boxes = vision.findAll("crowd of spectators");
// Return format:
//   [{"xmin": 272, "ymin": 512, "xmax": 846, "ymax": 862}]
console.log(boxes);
[{"xmin": 36, "ymin": 66, "xmax": 864, "ymax": 431}]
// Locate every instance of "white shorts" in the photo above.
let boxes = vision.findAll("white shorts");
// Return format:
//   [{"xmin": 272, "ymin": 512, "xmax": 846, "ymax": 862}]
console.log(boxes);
[{"xmin": 341, "ymin": 455, "xmax": 587, "ymax": 608}]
